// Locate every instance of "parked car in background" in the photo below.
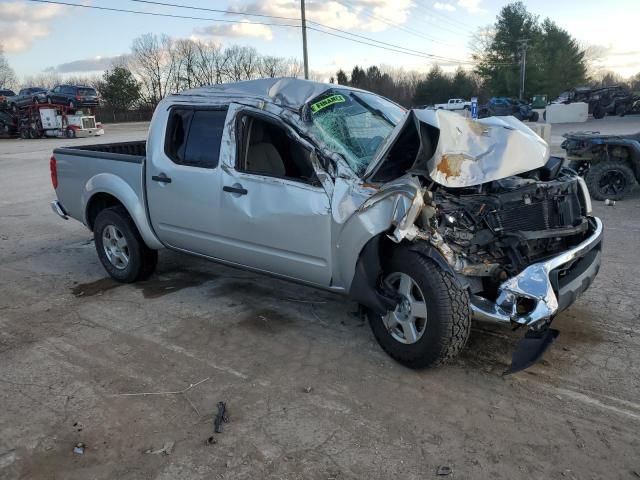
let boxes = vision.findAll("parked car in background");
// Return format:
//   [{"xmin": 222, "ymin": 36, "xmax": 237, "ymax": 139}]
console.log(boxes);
[
  {"xmin": 479, "ymin": 97, "xmax": 539, "ymax": 121},
  {"xmin": 434, "ymin": 98, "xmax": 471, "ymax": 111},
  {"xmin": 8, "ymin": 87, "xmax": 48, "ymax": 112},
  {"xmin": 46, "ymin": 85, "xmax": 99, "ymax": 109},
  {"xmin": 0, "ymin": 89, "xmax": 16, "ymax": 109}
]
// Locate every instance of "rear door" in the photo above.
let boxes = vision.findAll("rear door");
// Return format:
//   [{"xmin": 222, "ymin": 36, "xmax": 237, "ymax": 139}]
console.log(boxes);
[{"xmin": 146, "ymin": 106, "xmax": 229, "ymax": 253}]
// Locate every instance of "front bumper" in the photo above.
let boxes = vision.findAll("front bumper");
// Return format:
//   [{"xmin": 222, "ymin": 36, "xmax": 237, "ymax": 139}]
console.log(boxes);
[{"xmin": 471, "ymin": 216, "xmax": 603, "ymax": 328}]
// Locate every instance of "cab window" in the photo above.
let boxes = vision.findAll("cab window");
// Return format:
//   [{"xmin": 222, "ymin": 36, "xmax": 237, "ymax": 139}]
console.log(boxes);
[{"xmin": 165, "ymin": 108, "xmax": 227, "ymax": 169}]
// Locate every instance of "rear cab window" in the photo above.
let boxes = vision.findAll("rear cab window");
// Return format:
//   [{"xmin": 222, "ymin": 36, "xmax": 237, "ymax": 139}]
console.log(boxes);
[{"xmin": 165, "ymin": 108, "xmax": 227, "ymax": 169}]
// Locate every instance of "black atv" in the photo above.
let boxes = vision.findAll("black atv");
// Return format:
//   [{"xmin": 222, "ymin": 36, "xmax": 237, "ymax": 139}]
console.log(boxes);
[{"xmin": 562, "ymin": 131, "xmax": 640, "ymax": 200}]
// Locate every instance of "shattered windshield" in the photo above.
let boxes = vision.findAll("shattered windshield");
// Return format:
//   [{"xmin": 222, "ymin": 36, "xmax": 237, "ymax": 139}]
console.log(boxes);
[{"xmin": 308, "ymin": 89, "xmax": 406, "ymax": 174}]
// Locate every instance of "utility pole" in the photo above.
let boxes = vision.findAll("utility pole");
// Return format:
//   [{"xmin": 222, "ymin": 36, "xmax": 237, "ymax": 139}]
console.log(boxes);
[
  {"xmin": 518, "ymin": 38, "xmax": 529, "ymax": 100},
  {"xmin": 300, "ymin": 0, "xmax": 309, "ymax": 80}
]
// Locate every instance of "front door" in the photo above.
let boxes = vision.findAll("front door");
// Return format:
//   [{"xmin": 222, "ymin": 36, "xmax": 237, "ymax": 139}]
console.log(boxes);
[{"xmin": 215, "ymin": 107, "xmax": 333, "ymax": 286}]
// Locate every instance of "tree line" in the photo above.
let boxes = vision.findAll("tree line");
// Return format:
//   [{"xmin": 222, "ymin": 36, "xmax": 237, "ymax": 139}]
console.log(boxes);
[{"xmin": 1, "ymin": 1, "xmax": 639, "ymax": 116}]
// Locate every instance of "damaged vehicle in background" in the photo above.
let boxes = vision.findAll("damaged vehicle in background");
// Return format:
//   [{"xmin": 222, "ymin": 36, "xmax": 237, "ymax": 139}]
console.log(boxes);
[
  {"xmin": 49, "ymin": 78, "xmax": 603, "ymax": 373},
  {"xmin": 562, "ymin": 131, "xmax": 639, "ymax": 200}
]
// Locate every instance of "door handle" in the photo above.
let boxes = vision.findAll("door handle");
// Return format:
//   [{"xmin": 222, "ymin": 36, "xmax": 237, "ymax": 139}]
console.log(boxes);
[
  {"xmin": 223, "ymin": 185, "xmax": 248, "ymax": 195},
  {"xmin": 152, "ymin": 173, "xmax": 172, "ymax": 184}
]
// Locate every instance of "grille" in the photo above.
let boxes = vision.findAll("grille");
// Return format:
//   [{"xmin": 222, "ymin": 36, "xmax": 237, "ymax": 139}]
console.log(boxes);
[
  {"xmin": 487, "ymin": 192, "xmax": 582, "ymax": 233},
  {"xmin": 82, "ymin": 117, "xmax": 96, "ymax": 129}
]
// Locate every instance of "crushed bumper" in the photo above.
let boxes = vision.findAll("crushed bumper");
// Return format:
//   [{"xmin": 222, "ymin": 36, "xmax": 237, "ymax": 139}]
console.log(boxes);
[{"xmin": 471, "ymin": 216, "xmax": 603, "ymax": 328}]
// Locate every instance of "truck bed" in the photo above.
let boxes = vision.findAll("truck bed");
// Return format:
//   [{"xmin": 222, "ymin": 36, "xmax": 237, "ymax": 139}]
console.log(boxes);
[
  {"xmin": 54, "ymin": 141, "xmax": 146, "ymax": 162},
  {"xmin": 52, "ymin": 141, "xmax": 146, "ymax": 226}
]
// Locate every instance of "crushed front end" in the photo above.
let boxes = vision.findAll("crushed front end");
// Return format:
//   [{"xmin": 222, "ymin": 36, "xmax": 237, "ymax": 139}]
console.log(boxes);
[{"xmin": 392, "ymin": 167, "xmax": 602, "ymax": 371}]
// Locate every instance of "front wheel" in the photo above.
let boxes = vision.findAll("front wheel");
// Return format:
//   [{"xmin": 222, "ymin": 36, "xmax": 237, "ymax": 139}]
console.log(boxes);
[
  {"xmin": 585, "ymin": 161, "xmax": 636, "ymax": 201},
  {"xmin": 368, "ymin": 248, "xmax": 471, "ymax": 369},
  {"xmin": 94, "ymin": 206, "xmax": 158, "ymax": 283}
]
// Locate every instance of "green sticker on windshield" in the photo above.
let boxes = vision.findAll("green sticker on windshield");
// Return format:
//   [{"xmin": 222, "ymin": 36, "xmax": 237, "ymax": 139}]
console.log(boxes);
[{"xmin": 310, "ymin": 94, "xmax": 345, "ymax": 113}]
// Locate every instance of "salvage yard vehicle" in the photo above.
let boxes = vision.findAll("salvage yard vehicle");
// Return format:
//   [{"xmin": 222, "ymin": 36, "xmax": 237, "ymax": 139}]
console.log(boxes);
[
  {"xmin": 562, "ymin": 131, "xmax": 639, "ymax": 200},
  {"xmin": 479, "ymin": 97, "xmax": 539, "ymax": 122},
  {"xmin": 19, "ymin": 104, "xmax": 103, "ymax": 139},
  {"xmin": 8, "ymin": 87, "xmax": 47, "ymax": 112},
  {"xmin": 0, "ymin": 88, "xmax": 16, "ymax": 109},
  {"xmin": 50, "ymin": 78, "xmax": 603, "ymax": 372},
  {"xmin": 46, "ymin": 84, "xmax": 99, "ymax": 109},
  {"xmin": 434, "ymin": 98, "xmax": 471, "ymax": 111}
]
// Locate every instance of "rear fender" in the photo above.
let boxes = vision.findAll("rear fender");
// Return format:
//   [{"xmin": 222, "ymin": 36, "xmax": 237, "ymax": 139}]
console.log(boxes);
[{"xmin": 82, "ymin": 173, "xmax": 163, "ymax": 249}]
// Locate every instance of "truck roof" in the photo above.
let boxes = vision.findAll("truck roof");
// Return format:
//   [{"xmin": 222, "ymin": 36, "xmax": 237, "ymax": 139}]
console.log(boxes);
[{"xmin": 173, "ymin": 77, "xmax": 365, "ymax": 110}]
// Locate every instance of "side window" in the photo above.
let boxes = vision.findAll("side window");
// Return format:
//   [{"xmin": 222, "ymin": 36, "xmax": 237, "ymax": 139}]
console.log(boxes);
[
  {"xmin": 164, "ymin": 108, "xmax": 226, "ymax": 169},
  {"xmin": 237, "ymin": 114, "xmax": 318, "ymax": 184}
]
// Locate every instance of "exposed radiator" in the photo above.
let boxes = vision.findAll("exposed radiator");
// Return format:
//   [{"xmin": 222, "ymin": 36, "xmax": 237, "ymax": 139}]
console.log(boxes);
[{"xmin": 487, "ymin": 193, "xmax": 582, "ymax": 233}]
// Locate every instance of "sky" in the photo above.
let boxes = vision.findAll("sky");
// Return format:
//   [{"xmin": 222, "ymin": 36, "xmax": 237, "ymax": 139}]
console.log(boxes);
[{"xmin": 1, "ymin": 0, "xmax": 639, "ymax": 82}]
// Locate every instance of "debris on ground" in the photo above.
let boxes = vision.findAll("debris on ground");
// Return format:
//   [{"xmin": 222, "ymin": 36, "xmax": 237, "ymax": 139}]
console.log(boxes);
[
  {"xmin": 73, "ymin": 443, "xmax": 84, "ymax": 455},
  {"xmin": 303, "ymin": 386, "xmax": 312, "ymax": 393},
  {"xmin": 145, "ymin": 441, "xmax": 175, "ymax": 455},
  {"xmin": 436, "ymin": 465, "xmax": 452, "ymax": 476},
  {"xmin": 214, "ymin": 401, "xmax": 229, "ymax": 434},
  {"xmin": 604, "ymin": 199, "xmax": 616, "ymax": 206}
]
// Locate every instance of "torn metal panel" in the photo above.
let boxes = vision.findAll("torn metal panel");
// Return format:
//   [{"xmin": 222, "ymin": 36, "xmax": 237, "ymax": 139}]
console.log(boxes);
[
  {"xmin": 365, "ymin": 109, "xmax": 550, "ymax": 188},
  {"xmin": 421, "ymin": 110, "xmax": 550, "ymax": 187}
]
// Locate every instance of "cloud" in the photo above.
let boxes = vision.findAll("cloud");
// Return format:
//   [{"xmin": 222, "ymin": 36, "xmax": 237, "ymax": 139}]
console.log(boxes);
[
  {"xmin": 46, "ymin": 55, "xmax": 129, "ymax": 73},
  {"xmin": 197, "ymin": 20, "xmax": 273, "ymax": 40},
  {"xmin": 231, "ymin": 0, "xmax": 413, "ymax": 34},
  {"xmin": 456, "ymin": 0, "xmax": 483, "ymax": 13},
  {"xmin": 0, "ymin": 1, "xmax": 64, "ymax": 53},
  {"xmin": 434, "ymin": 2, "xmax": 456, "ymax": 12}
]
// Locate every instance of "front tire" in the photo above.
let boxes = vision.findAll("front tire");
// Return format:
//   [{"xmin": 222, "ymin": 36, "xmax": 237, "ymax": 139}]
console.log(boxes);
[
  {"xmin": 94, "ymin": 206, "xmax": 158, "ymax": 283},
  {"xmin": 368, "ymin": 248, "xmax": 471, "ymax": 369},
  {"xmin": 585, "ymin": 161, "xmax": 636, "ymax": 201}
]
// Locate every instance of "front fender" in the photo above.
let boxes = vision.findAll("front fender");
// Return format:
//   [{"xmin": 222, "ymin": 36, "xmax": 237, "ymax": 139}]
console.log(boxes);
[{"xmin": 82, "ymin": 173, "xmax": 163, "ymax": 249}]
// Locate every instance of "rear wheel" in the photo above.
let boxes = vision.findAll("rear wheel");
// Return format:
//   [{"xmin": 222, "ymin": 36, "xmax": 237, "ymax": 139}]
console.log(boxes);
[
  {"xmin": 585, "ymin": 161, "xmax": 636, "ymax": 201},
  {"xmin": 94, "ymin": 206, "xmax": 158, "ymax": 283},
  {"xmin": 368, "ymin": 248, "xmax": 471, "ymax": 369},
  {"xmin": 530, "ymin": 111, "xmax": 539, "ymax": 122}
]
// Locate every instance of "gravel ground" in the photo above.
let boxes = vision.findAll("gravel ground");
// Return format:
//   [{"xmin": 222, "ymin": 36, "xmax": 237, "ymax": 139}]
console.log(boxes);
[{"xmin": 0, "ymin": 119, "xmax": 639, "ymax": 480}]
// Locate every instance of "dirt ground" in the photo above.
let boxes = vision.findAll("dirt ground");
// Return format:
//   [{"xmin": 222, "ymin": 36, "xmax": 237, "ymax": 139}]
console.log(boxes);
[{"xmin": 1, "ymin": 118, "xmax": 639, "ymax": 480}]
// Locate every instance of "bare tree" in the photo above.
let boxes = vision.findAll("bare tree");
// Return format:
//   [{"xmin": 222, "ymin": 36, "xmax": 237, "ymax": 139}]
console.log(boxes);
[
  {"xmin": 131, "ymin": 33, "xmax": 177, "ymax": 106},
  {"xmin": 0, "ymin": 44, "xmax": 17, "ymax": 89}
]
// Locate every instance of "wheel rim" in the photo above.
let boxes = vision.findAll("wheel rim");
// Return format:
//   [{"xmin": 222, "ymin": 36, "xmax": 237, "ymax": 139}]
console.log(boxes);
[
  {"xmin": 382, "ymin": 272, "xmax": 428, "ymax": 344},
  {"xmin": 102, "ymin": 224, "xmax": 130, "ymax": 270},
  {"xmin": 598, "ymin": 170, "xmax": 627, "ymax": 196}
]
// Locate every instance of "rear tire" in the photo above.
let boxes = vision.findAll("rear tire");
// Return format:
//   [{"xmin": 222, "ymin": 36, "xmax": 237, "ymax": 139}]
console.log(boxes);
[
  {"xmin": 368, "ymin": 248, "xmax": 471, "ymax": 369},
  {"xmin": 585, "ymin": 161, "xmax": 636, "ymax": 201},
  {"xmin": 530, "ymin": 111, "xmax": 539, "ymax": 122},
  {"xmin": 94, "ymin": 206, "xmax": 158, "ymax": 283},
  {"xmin": 66, "ymin": 127, "xmax": 76, "ymax": 139}
]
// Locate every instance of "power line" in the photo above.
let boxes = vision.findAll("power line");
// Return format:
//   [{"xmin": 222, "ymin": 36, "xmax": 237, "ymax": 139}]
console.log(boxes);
[
  {"xmin": 28, "ymin": 0, "xmax": 512, "ymax": 67},
  {"xmin": 126, "ymin": 0, "xmax": 459, "ymax": 57},
  {"xmin": 128, "ymin": 0, "xmax": 300, "ymax": 23},
  {"xmin": 333, "ymin": 0, "xmax": 455, "ymax": 47},
  {"xmin": 411, "ymin": 0, "xmax": 478, "ymax": 34},
  {"xmin": 27, "ymin": 0, "xmax": 302, "ymax": 28}
]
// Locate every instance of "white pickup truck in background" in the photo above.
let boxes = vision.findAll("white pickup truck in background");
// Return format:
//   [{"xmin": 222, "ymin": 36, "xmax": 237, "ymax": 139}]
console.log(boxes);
[{"xmin": 434, "ymin": 98, "xmax": 471, "ymax": 111}]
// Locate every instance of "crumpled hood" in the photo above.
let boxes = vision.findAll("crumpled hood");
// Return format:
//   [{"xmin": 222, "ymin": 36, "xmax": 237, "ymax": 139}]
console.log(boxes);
[{"xmin": 366, "ymin": 109, "xmax": 550, "ymax": 188}]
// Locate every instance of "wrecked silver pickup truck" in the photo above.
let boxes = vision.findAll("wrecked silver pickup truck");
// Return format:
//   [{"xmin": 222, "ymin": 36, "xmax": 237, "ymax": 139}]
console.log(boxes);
[{"xmin": 50, "ymin": 78, "xmax": 602, "ymax": 372}]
